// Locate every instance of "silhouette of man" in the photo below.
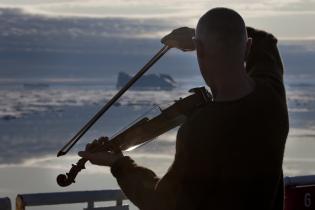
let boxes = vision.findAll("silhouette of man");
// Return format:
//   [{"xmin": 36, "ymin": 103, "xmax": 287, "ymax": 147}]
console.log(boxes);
[{"xmin": 79, "ymin": 7, "xmax": 289, "ymax": 210}]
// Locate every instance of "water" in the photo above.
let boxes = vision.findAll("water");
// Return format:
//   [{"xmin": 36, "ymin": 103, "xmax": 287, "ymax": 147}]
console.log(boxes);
[{"xmin": 0, "ymin": 76, "xmax": 315, "ymax": 169}]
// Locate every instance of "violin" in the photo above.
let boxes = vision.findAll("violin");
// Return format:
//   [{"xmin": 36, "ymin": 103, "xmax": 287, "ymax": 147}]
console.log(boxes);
[
  {"xmin": 56, "ymin": 27, "xmax": 201, "ymax": 187},
  {"xmin": 57, "ymin": 87, "xmax": 211, "ymax": 187}
]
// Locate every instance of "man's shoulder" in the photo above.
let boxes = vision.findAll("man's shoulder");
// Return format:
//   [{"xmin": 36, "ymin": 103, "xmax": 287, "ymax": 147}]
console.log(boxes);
[
  {"xmin": 181, "ymin": 79, "xmax": 287, "ymax": 127},
  {"xmin": 252, "ymin": 77, "xmax": 287, "ymax": 106},
  {"xmin": 250, "ymin": 73, "xmax": 286, "ymax": 100}
]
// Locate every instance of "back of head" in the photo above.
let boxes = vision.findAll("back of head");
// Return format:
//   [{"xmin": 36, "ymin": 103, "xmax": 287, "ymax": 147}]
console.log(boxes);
[{"xmin": 196, "ymin": 8, "xmax": 247, "ymax": 63}]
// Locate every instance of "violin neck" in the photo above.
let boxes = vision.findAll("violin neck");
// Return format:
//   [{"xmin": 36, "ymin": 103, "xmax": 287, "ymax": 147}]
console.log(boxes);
[{"xmin": 110, "ymin": 87, "xmax": 211, "ymax": 151}]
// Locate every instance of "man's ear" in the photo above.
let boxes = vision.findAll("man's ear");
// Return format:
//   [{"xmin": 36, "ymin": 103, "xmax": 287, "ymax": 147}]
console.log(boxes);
[
  {"xmin": 244, "ymin": 37, "xmax": 252, "ymax": 62},
  {"xmin": 193, "ymin": 38, "xmax": 205, "ymax": 58}
]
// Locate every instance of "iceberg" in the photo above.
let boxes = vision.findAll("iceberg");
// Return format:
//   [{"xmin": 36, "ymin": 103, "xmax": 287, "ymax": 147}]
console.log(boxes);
[{"xmin": 116, "ymin": 72, "xmax": 176, "ymax": 90}]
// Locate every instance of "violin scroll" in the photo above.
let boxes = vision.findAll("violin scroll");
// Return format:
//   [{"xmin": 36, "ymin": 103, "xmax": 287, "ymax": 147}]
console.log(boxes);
[{"xmin": 57, "ymin": 158, "xmax": 87, "ymax": 187}]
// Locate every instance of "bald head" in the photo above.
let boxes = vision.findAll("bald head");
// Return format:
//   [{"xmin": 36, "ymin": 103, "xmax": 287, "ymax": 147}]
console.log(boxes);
[
  {"xmin": 194, "ymin": 8, "xmax": 253, "ymax": 95},
  {"xmin": 196, "ymin": 8, "xmax": 248, "ymax": 60}
]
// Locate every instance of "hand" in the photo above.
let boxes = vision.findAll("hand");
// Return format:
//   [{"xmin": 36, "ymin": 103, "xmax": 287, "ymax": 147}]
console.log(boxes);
[
  {"xmin": 161, "ymin": 27, "xmax": 196, "ymax": 51},
  {"xmin": 78, "ymin": 137, "xmax": 124, "ymax": 167}
]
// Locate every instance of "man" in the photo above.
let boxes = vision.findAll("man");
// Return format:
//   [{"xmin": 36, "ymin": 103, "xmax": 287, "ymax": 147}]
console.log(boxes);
[{"xmin": 79, "ymin": 7, "xmax": 289, "ymax": 210}]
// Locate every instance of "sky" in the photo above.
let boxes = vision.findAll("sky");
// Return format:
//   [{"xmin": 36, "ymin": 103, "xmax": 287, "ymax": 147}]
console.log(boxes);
[{"xmin": 0, "ymin": 0, "xmax": 315, "ymax": 40}]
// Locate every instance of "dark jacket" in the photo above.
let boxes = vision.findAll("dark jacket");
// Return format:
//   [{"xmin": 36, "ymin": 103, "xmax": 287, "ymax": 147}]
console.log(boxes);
[{"xmin": 111, "ymin": 27, "xmax": 289, "ymax": 210}]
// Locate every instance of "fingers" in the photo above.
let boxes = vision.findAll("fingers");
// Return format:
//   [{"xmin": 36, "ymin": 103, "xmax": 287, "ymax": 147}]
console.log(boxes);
[
  {"xmin": 78, "ymin": 150, "xmax": 124, "ymax": 167},
  {"xmin": 83, "ymin": 136, "xmax": 122, "ymax": 163},
  {"xmin": 98, "ymin": 136, "xmax": 109, "ymax": 144},
  {"xmin": 78, "ymin": 151, "xmax": 104, "ymax": 166},
  {"xmin": 161, "ymin": 27, "xmax": 196, "ymax": 51},
  {"xmin": 85, "ymin": 139, "xmax": 97, "ymax": 151},
  {"xmin": 78, "ymin": 151, "xmax": 103, "ymax": 165},
  {"xmin": 78, "ymin": 151, "xmax": 89, "ymax": 158},
  {"xmin": 109, "ymin": 144, "xmax": 123, "ymax": 155},
  {"xmin": 80, "ymin": 136, "xmax": 118, "ymax": 167},
  {"xmin": 85, "ymin": 137, "xmax": 110, "ymax": 152}
]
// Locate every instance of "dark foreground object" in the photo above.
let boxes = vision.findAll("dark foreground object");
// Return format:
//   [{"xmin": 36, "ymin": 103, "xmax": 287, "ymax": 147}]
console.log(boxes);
[{"xmin": 1, "ymin": 175, "xmax": 314, "ymax": 210}]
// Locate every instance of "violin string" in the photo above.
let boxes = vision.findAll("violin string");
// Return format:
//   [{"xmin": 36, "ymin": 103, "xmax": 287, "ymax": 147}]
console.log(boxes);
[
  {"xmin": 110, "ymin": 104, "xmax": 161, "ymax": 139},
  {"xmin": 110, "ymin": 101, "xmax": 176, "ymax": 151}
]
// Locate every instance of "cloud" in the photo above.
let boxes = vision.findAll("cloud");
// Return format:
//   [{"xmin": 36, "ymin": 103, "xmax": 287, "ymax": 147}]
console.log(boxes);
[
  {"xmin": 0, "ymin": 0, "xmax": 315, "ymax": 18},
  {"xmin": 0, "ymin": 8, "xmax": 173, "ymax": 38},
  {"xmin": 1, "ymin": 0, "xmax": 315, "ymax": 40}
]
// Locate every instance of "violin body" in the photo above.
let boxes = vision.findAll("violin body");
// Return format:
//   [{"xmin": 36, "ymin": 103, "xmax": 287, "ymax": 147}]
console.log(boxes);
[{"xmin": 111, "ymin": 87, "xmax": 212, "ymax": 151}]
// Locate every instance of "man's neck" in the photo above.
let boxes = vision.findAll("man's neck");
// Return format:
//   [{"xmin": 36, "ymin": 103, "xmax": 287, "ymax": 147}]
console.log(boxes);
[{"xmin": 210, "ymin": 73, "xmax": 255, "ymax": 102}]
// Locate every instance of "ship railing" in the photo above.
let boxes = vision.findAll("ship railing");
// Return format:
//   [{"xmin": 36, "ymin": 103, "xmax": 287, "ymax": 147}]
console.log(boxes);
[
  {"xmin": 1, "ymin": 175, "xmax": 315, "ymax": 210},
  {"xmin": 0, "ymin": 197, "xmax": 11, "ymax": 210},
  {"xmin": 285, "ymin": 175, "xmax": 315, "ymax": 186},
  {"xmin": 15, "ymin": 189, "xmax": 128, "ymax": 210}
]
